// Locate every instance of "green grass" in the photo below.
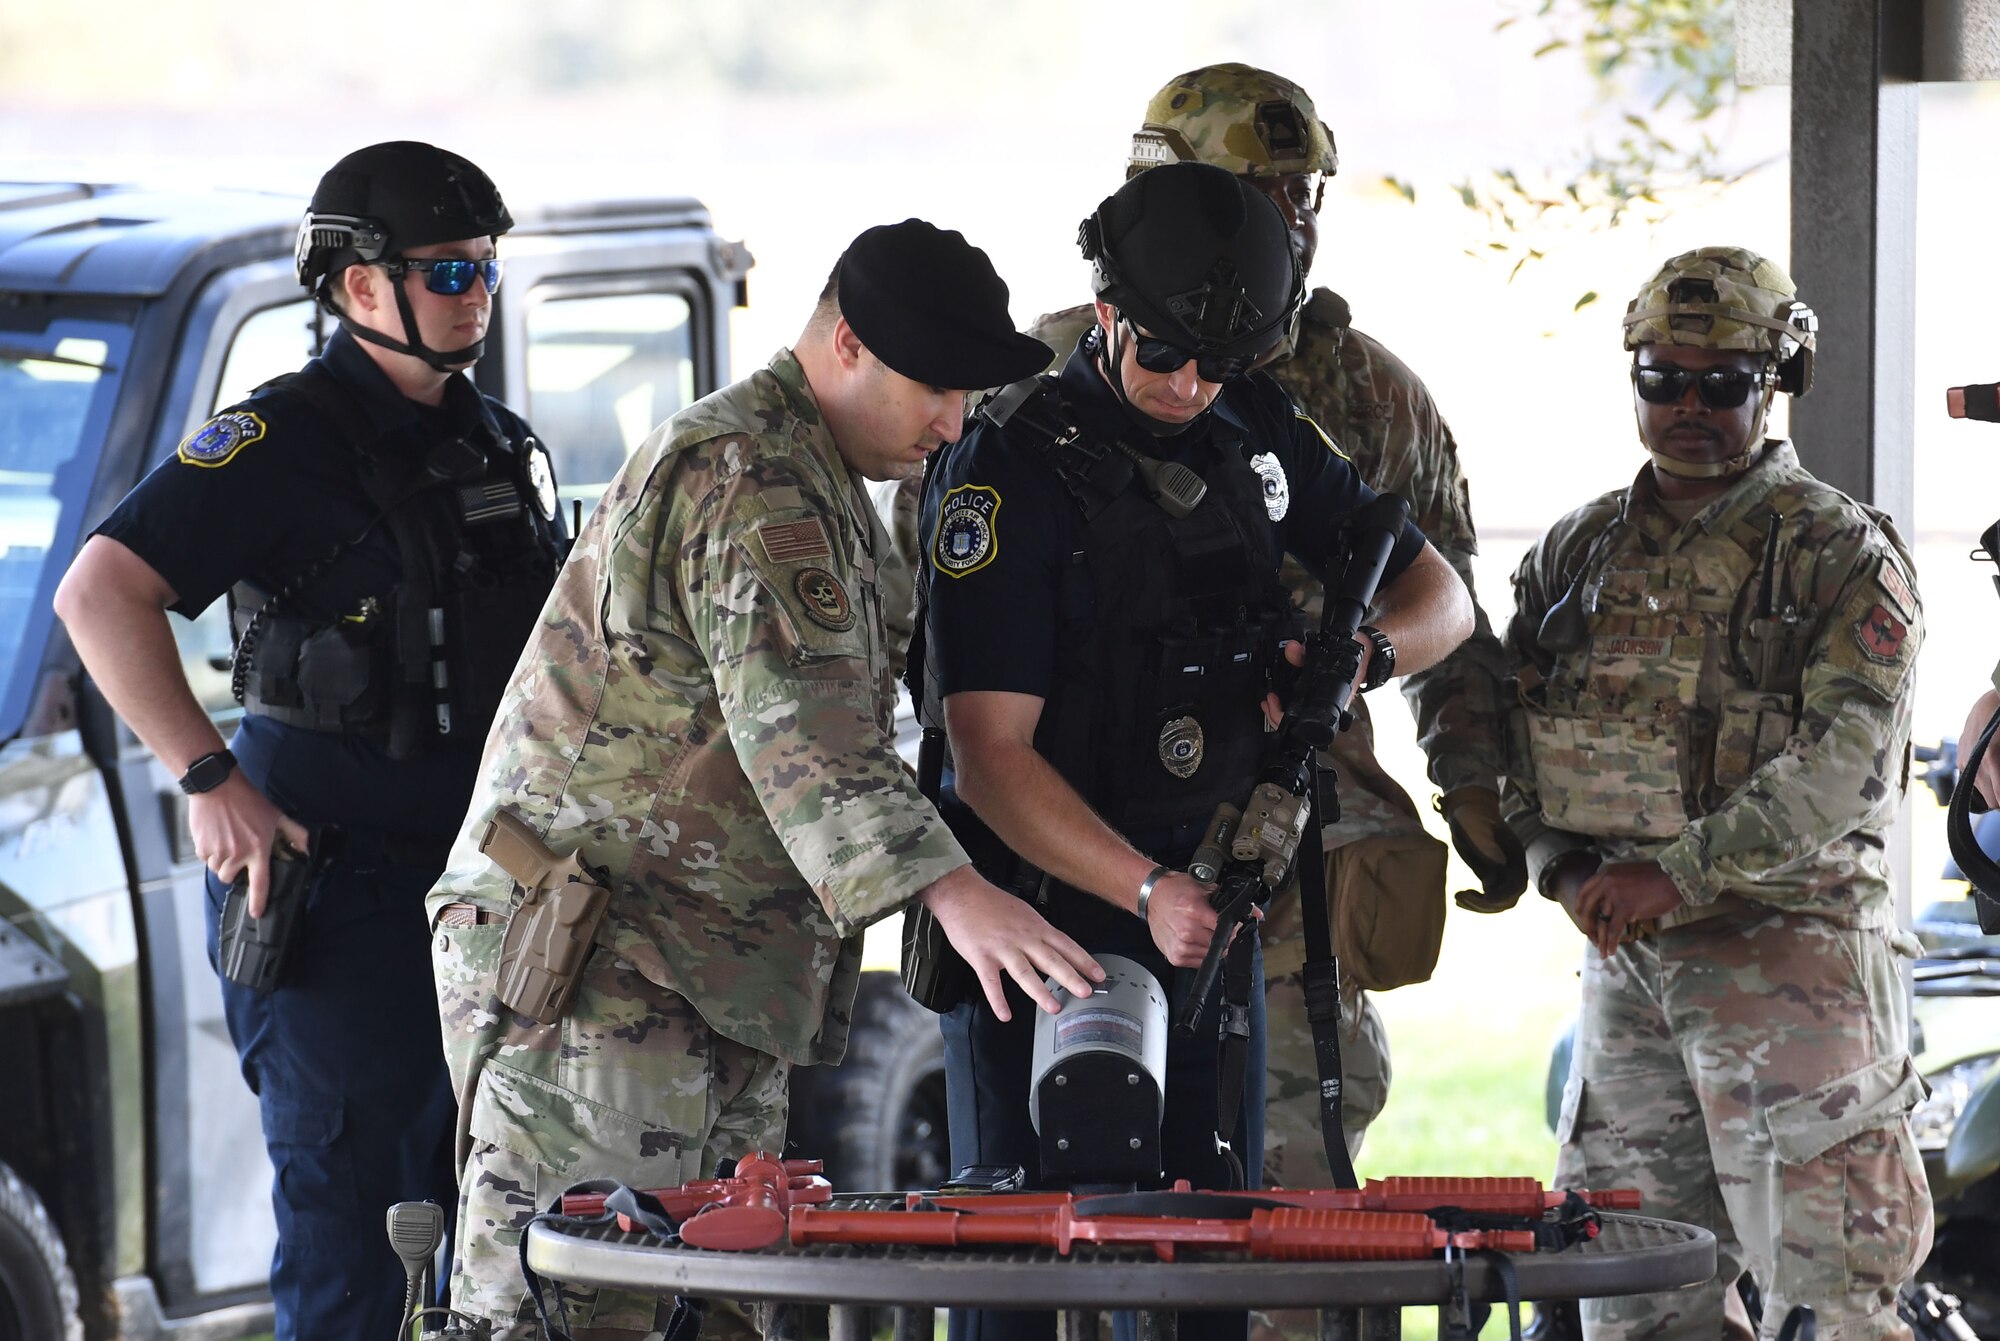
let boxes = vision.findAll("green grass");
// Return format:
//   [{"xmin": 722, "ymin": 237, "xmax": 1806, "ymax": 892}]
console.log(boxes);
[{"xmin": 1355, "ymin": 876, "xmax": 1590, "ymax": 1339}]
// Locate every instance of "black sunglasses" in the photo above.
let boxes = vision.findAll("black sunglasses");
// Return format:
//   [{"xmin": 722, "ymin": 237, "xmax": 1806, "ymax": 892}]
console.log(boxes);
[
  {"xmin": 1123, "ymin": 317, "xmax": 1258, "ymax": 384},
  {"xmin": 392, "ymin": 257, "xmax": 503, "ymax": 296},
  {"xmin": 1631, "ymin": 363, "xmax": 1771, "ymax": 410}
]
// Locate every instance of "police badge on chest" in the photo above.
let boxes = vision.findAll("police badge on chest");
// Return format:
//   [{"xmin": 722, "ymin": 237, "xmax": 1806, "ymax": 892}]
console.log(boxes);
[
  {"xmin": 1248, "ymin": 452, "xmax": 1289, "ymax": 521},
  {"xmin": 1158, "ymin": 715, "xmax": 1205, "ymax": 779}
]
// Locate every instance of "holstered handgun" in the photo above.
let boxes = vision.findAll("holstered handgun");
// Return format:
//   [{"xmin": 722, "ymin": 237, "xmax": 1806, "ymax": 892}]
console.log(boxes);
[
  {"xmin": 901, "ymin": 727, "xmax": 973, "ymax": 1013},
  {"xmin": 218, "ymin": 837, "xmax": 316, "ymax": 993},
  {"xmin": 483, "ymin": 811, "xmax": 610, "ymax": 1025}
]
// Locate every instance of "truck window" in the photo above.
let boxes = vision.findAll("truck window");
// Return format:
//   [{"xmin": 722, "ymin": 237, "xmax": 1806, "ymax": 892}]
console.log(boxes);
[
  {"xmin": 0, "ymin": 323, "xmax": 127, "ymax": 736},
  {"xmin": 175, "ymin": 299, "xmax": 319, "ymax": 715},
  {"xmin": 524, "ymin": 290, "xmax": 695, "ymax": 503},
  {"xmin": 214, "ymin": 299, "xmax": 317, "ymax": 411}
]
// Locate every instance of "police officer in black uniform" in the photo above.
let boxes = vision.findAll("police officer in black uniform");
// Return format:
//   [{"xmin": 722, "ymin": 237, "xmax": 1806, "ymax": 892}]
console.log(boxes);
[
  {"xmin": 54, "ymin": 141, "xmax": 567, "ymax": 1341},
  {"xmin": 919, "ymin": 162, "xmax": 1472, "ymax": 1341}
]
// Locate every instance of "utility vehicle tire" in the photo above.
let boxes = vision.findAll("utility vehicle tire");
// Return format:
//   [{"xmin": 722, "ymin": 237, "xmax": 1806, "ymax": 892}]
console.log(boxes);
[
  {"xmin": 0, "ymin": 1161, "xmax": 81, "ymax": 1341},
  {"xmin": 787, "ymin": 972, "xmax": 951, "ymax": 1194}
]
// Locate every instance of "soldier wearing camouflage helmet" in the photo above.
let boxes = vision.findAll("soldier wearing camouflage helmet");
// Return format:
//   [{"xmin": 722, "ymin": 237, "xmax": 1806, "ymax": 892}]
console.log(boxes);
[
  {"xmin": 1503, "ymin": 246, "xmax": 1932, "ymax": 1341},
  {"xmin": 425, "ymin": 219, "xmax": 1100, "ymax": 1340}
]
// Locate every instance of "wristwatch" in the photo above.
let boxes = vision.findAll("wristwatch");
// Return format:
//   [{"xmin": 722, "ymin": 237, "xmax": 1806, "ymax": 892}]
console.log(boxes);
[
  {"xmin": 177, "ymin": 749, "xmax": 238, "ymax": 795},
  {"xmin": 1357, "ymin": 625, "xmax": 1396, "ymax": 692}
]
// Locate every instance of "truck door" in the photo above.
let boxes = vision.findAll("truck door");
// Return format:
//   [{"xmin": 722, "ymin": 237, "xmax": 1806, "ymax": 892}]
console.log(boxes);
[
  {"xmin": 483, "ymin": 222, "xmax": 742, "ymax": 510},
  {"xmin": 132, "ymin": 263, "xmax": 317, "ymax": 1310}
]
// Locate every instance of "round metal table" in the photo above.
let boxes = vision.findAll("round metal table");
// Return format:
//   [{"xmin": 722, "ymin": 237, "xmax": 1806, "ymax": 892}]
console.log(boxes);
[{"xmin": 525, "ymin": 1201, "xmax": 1715, "ymax": 1341}]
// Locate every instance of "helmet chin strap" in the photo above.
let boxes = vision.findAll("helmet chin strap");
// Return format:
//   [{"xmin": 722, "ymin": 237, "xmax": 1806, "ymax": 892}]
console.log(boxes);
[
  {"xmin": 336, "ymin": 275, "xmax": 483, "ymax": 374},
  {"xmin": 1645, "ymin": 387, "xmax": 1772, "ymax": 481},
  {"xmin": 1096, "ymin": 320, "xmax": 1201, "ymax": 439},
  {"xmin": 1646, "ymin": 447, "xmax": 1755, "ymax": 480}
]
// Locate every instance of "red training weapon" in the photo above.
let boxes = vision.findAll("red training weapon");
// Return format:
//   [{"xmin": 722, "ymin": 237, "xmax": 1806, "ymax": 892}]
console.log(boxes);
[
  {"xmin": 919, "ymin": 1176, "xmax": 1640, "ymax": 1217},
  {"xmin": 788, "ymin": 1204, "xmax": 1536, "ymax": 1262},
  {"xmin": 558, "ymin": 1152, "xmax": 832, "ymax": 1250}
]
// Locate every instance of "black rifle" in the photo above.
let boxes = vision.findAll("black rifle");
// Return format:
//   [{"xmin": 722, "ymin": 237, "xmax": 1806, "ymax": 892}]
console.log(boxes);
[{"xmin": 1175, "ymin": 491, "xmax": 1412, "ymax": 1033}]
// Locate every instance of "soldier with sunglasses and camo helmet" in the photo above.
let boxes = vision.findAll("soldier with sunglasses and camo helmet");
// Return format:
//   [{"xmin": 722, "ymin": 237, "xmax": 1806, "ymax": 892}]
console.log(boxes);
[
  {"xmin": 54, "ymin": 141, "xmax": 567, "ymax": 1341},
  {"xmin": 1501, "ymin": 247, "xmax": 1933, "ymax": 1341}
]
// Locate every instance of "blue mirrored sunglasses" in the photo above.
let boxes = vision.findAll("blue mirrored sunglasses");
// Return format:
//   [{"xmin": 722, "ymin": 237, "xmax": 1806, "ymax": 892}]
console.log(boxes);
[{"xmin": 393, "ymin": 257, "xmax": 503, "ymax": 296}]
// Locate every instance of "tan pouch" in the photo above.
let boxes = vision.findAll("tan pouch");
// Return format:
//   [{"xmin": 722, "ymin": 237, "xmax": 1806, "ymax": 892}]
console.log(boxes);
[
  {"xmin": 1712, "ymin": 688, "xmax": 1795, "ymax": 794},
  {"xmin": 1524, "ymin": 708, "xmax": 1693, "ymax": 840},
  {"xmin": 483, "ymin": 812, "xmax": 611, "ymax": 1025},
  {"xmin": 1328, "ymin": 830, "xmax": 1449, "ymax": 991}
]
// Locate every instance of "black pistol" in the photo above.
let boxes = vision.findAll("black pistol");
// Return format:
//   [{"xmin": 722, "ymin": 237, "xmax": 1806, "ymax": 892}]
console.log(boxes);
[{"xmin": 217, "ymin": 838, "xmax": 315, "ymax": 993}]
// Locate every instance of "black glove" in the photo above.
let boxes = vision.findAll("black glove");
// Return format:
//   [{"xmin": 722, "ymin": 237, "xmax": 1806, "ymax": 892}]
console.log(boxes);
[{"xmin": 1438, "ymin": 786, "xmax": 1529, "ymax": 913}]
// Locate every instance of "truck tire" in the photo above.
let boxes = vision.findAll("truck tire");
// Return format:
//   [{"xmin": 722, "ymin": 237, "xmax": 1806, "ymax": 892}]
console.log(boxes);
[
  {"xmin": 787, "ymin": 972, "xmax": 951, "ymax": 1194},
  {"xmin": 0, "ymin": 1162, "xmax": 82, "ymax": 1341}
]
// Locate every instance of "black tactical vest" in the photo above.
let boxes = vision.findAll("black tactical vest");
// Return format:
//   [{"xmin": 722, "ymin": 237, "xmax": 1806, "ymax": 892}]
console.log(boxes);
[
  {"xmin": 228, "ymin": 361, "xmax": 565, "ymax": 757},
  {"xmin": 996, "ymin": 389, "xmax": 1296, "ymax": 836}
]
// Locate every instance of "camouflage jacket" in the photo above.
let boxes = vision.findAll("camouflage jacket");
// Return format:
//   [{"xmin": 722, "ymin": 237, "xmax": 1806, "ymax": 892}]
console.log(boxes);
[
  {"xmin": 427, "ymin": 349, "xmax": 970, "ymax": 1065},
  {"xmin": 1502, "ymin": 442, "xmax": 1921, "ymax": 930},
  {"xmin": 1001, "ymin": 291, "xmax": 1508, "ymax": 844}
]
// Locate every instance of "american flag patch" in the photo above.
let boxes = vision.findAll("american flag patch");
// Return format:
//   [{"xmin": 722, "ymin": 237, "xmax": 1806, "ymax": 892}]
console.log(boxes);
[{"xmin": 758, "ymin": 517, "xmax": 832, "ymax": 564}]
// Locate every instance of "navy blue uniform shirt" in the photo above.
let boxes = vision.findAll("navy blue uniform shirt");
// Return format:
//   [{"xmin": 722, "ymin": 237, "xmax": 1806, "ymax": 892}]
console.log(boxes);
[{"xmin": 95, "ymin": 327, "xmax": 547, "ymax": 841}]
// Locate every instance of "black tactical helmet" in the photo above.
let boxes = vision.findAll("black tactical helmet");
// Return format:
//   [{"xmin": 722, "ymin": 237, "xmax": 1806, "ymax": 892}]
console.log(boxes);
[
  {"xmin": 1080, "ymin": 161, "xmax": 1301, "ymax": 363},
  {"xmin": 296, "ymin": 141, "xmax": 512, "ymax": 298}
]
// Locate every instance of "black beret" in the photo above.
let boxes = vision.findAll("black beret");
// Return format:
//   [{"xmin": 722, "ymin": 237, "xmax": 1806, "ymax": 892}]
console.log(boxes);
[{"xmin": 837, "ymin": 220, "xmax": 1052, "ymax": 390}]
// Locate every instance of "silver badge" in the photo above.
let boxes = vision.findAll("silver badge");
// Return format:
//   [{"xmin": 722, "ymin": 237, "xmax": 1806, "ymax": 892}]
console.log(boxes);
[
  {"xmin": 1249, "ymin": 452, "xmax": 1289, "ymax": 521},
  {"xmin": 1158, "ymin": 716, "xmax": 1205, "ymax": 779},
  {"xmin": 525, "ymin": 439, "xmax": 559, "ymax": 520}
]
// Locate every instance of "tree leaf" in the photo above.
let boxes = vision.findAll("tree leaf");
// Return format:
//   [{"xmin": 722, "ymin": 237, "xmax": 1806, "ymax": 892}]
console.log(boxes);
[{"xmin": 1574, "ymin": 291, "xmax": 1599, "ymax": 311}]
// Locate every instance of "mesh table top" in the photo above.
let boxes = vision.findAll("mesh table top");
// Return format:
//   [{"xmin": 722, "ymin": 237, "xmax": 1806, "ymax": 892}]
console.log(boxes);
[{"xmin": 525, "ymin": 1203, "xmax": 1716, "ymax": 1310}]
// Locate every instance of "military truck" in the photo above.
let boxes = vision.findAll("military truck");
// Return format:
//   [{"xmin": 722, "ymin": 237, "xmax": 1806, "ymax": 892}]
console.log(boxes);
[{"xmin": 0, "ymin": 178, "xmax": 751, "ymax": 1339}]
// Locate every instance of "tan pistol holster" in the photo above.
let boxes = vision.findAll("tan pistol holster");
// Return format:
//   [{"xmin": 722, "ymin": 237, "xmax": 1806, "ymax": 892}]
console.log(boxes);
[{"xmin": 481, "ymin": 811, "xmax": 610, "ymax": 1025}]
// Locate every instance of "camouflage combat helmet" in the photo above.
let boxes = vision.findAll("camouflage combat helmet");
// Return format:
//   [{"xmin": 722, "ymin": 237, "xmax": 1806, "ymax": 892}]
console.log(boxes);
[
  {"xmin": 1127, "ymin": 63, "xmax": 1339, "ymax": 181},
  {"xmin": 1622, "ymin": 246, "xmax": 1817, "ymax": 396}
]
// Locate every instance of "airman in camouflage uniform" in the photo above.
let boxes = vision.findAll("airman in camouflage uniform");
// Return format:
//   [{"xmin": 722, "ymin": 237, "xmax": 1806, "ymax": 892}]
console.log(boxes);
[
  {"xmin": 1504, "ymin": 247, "xmax": 1933, "ymax": 1341},
  {"xmin": 891, "ymin": 70, "xmax": 1518, "ymax": 1260},
  {"xmin": 429, "ymin": 221, "xmax": 1097, "ymax": 1341}
]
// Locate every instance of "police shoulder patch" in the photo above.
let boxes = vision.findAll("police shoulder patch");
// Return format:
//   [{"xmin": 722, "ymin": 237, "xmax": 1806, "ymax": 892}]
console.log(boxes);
[
  {"xmin": 932, "ymin": 483, "xmax": 1001, "ymax": 578},
  {"xmin": 176, "ymin": 411, "xmax": 267, "ymax": 468}
]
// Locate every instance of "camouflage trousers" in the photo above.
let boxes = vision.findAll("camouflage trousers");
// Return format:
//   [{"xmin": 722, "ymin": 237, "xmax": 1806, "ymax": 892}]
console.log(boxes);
[
  {"xmin": 1253, "ymin": 855, "xmax": 1393, "ymax": 1341},
  {"xmin": 1253, "ymin": 975, "xmax": 1391, "ymax": 1341},
  {"xmin": 433, "ymin": 920, "xmax": 791, "ymax": 1341},
  {"xmin": 1555, "ymin": 907, "xmax": 1931, "ymax": 1341}
]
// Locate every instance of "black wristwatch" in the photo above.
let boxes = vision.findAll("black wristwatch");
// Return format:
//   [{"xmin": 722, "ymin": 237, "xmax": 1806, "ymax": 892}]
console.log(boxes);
[
  {"xmin": 177, "ymin": 749, "xmax": 238, "ymax": 795},
  {"xmin": 1357, "ymin": 625, "xmax": 1396, "ymax": 693}
]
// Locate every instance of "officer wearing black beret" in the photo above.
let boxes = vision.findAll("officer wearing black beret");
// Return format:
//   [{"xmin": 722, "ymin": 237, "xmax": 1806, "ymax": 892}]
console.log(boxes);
[
  {"xmin": 54, "ymin": 141, "xmax": 567, "ymax": 1340},
  {"xmin": 918, "ymin": 162, "xmax": 1473, "ymax": 1341}
]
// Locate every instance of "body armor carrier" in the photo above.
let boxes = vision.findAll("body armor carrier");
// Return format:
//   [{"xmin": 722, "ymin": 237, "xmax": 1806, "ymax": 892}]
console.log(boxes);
[
  {"xmin": 229, "ymin": 361, "xmax": 564, "ymax": 758},
  {"xmin": 926, "ymin": 383, "xmax": 1297, "ymax": 838},
  {"xmin": 1519, "ymin": 493, "xmax": 1821, "ymax": 842}
]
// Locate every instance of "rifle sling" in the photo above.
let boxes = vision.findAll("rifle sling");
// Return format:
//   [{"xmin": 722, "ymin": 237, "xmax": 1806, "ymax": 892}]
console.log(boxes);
[{"xmin": 1301, "ymin": 763, "xmax": 1362, "ymax": 1190}]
